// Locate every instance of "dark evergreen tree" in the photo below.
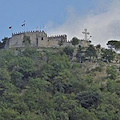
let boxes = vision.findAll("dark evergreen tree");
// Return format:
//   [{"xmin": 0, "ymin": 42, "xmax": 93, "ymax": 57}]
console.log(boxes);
[
  {"xmin": 71, "ymin": 37, "xmax": 79, "ymax": 46},
  {"xmin": 85, "ymin": 45, "xmax": 97, "ymax": 61}
]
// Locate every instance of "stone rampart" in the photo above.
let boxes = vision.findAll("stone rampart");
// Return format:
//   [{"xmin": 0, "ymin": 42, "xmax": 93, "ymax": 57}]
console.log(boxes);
[
  {"xmin": 5, "ymin": 31, "xmax": 67, "ymax": 49},
  {"xmin": 12, "ymin": 30, "xmax": 44, "ymax": 36},
  {"xmin": 5, "ymin": 30, "xmax": 91, "ymax": 49},
  {"xmin": 47, "ymin": 34, "xmax": 67, "ymax": 47}
]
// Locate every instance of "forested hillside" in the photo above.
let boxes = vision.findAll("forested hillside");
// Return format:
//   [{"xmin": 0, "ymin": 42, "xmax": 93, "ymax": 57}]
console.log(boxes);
[{"xmin": 0, "ymin": 46, "xmax": 120, "ymax": 120}]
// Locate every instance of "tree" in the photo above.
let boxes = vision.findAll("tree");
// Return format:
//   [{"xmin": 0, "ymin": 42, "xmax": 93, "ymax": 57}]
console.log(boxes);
[
  {"xmin": 0, "ymin": 37, "xmax": 9, "ymax": 49},
  {"xmin": 69, "ymin": 107, "xmax": 97, "ymax": 120},
  {"xmin": 107, "ymin": 79, "xmax": 120, "ymax": 93},
  {"xmin": 11, "ymin": 71, "xmax": 24, "ymax": 87},
  {"xmin": 107, "ymin": 40, "xmax": 120, "ymax": 51},
  {"xmin": 0, "ymin": 45, "xmax": 120, "ymax": 119},
  {"xmin": 106, "ymin": 65, "xmax": 118, "ymax": 80},
  {"xmin": 71, "ymin": 37, "xmax": 79, "ymax": 46},
  {"xmin": 102, "ymin": 49, "xmax": 115, "ymax": 62},
  {"xmin": 85, "ymin": 45, "xmax": 97, "ymax": 62},
  {"xmin": 63, "ymin": 47, "xmax": 74, "ymax": 59},
  {"xmin": 76, "ymin": 91, "xmax": 101, "ymax": 109},
  {"xmin": 0, "ymin": 68, "xmax": 11, "ymax": 81},
  {"xmin": 1, "ymin": 108, "xmax": 20, "ymax": 120},
  {"xmin": 8, "ymin": 56, "xmax": 34, "ymax": 88},
  {"xmin": 96, "ymin": 44, "xmax": 101, "ymax": 49},
  {"xmin": 76, "ymin": 45, "xmax": 85, "ymax": 63}
]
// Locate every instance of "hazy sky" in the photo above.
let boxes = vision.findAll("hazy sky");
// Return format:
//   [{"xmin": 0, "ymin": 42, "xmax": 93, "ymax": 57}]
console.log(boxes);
[{"xmin": 0, "ymin": 0, "xmax": 120, "ymax": 47}]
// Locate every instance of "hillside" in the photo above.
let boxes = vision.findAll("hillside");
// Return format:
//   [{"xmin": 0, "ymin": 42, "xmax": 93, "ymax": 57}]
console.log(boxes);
[{"xmin": 0, "ymin": 46, "xmax": 120, "ymax": 120}]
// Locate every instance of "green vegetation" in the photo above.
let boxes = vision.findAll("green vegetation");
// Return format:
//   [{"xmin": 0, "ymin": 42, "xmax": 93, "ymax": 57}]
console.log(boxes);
[
  {"xmin": 107, "ymin": 40, "xmax": 120, "ymax": 51},
  {"xmin": 0, "ymin": 44, "xmax": 120, "ymax": 120},
  {"xmin": 102, "ymin": 49, "xmax": 116, "ymax": 62},
  {"xmin": 71, "ymin": 37, "xmax": 79, "ymax": 46},
  {"xmin": 85, "ymin": 45, "xmax": 97, "ymax": 62},
  {"xmin": 0, "ymin": 37, "xmax": 9, "ymax": 49}
]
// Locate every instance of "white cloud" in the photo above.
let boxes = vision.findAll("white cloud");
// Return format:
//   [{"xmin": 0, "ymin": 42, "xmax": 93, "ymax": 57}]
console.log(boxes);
[{"xmin": 47, "ymin": 0, "xmax": 120, "ymax": 47}]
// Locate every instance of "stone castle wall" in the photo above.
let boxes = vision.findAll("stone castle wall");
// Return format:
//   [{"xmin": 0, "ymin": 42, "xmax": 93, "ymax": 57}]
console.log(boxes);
[
  {"xmin": 48, "ymin": 35, "xmax": 67, "ymax": 47},
  {"xmin": 5, "ymin": 30, "xmax": 90, "ymax": 49},
  {"xmin": 5, "ymin": 31, "xmax": 67, "ymax": 49},
  {"xmin": 9, "ymin": 33, "xmax": 24, "ymax": 48}
]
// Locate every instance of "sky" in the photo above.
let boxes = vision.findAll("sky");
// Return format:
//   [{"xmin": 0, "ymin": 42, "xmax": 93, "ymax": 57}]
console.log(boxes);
[{"xmin": 0, "ymin": 0, "xmax": 120, "ymax": 47}]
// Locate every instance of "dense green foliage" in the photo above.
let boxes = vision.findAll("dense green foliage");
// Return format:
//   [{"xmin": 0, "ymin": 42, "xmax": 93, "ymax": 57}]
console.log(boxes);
[
  {"xmin": 0, "ymin": 37, "xmax": 9, "ymax": 49},
  {"xmin": 107, "ymin": 40, "xmax": 120, "ymax": 51},
  {"xmin": 102, "ymin": 49, "xmax": 116, "ymax": 62},
  {"xmin": 71, "ymin": 37, "xmax": 79, "ymax": 46},
  {"xmin": 0, "ymin": 47, "xmax": 120, "ymax": 120},
  {"xmin": 85, "ymin": 45, "xmax": 97, "ymax": 61}
]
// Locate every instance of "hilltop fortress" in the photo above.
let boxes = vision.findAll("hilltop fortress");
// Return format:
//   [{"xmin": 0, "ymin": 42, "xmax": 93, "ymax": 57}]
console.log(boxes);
[{"xmin": 5, "ymin": 29, "xmax": 91, "ymax": 49}]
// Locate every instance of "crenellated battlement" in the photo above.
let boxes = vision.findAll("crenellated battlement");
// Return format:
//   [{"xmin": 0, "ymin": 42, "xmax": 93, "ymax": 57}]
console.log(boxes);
[
  {"xmin": 48, "ymin": 34, "xmax": 67, "ymax": 38},
  {"xmin": 48, "ymin": 34, "xmax": 67, "ymax": 42},
  {"xmin": 12, "ymin": 30, "xmax": 45, "ymax": 36}
]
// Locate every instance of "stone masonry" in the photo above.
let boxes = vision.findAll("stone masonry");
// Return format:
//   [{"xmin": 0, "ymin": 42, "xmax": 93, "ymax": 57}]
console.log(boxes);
[
  {"xmin": 5, "ymin": 30, "xmax": 67, "ymax": 49},
  {"xmin": 5, "ymin": 30, "xmax": 91, "ymax": 49}
]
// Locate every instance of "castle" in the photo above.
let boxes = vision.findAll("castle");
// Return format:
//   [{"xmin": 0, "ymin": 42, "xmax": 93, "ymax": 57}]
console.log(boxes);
[
  {"xmin": 5, "ymin": 30, "xmax": 67, "ymax": 49},
  {"xmin": 5, "ymin": 30, "xmax": 91, "ymax": 49}
]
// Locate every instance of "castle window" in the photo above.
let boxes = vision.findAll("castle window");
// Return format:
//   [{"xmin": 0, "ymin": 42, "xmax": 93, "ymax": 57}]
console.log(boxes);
[
  {"xmin": 36, "ymin": 37, "xmax": 38, "ymax": 46},
  {"xmin": 41, "ymin": 37, "xmax": 43, "ymax": 40}
]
